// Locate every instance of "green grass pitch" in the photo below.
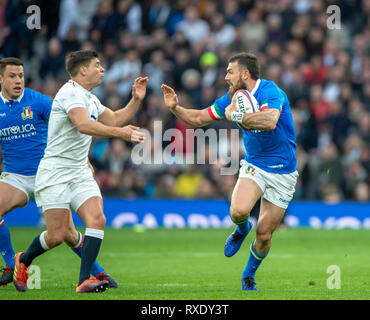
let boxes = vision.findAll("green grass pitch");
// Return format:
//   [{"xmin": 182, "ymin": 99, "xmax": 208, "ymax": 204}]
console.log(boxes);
[{"xmin": 2, "ymin": 227, "xmax": 370, "ymax": 300}]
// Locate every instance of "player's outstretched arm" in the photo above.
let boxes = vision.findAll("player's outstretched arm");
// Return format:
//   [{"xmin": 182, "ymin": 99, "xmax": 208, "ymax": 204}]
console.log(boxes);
[
  {"xmin": 161, "ymin": 84, "xmax": 214, "ymax": 127},
  {"xmin": 68, "ymin": 107, "xmax": 145, "ymax": 143},
  {"xmin": 99, "ymin": 76, "xmax": 149, "ymax": 127}
]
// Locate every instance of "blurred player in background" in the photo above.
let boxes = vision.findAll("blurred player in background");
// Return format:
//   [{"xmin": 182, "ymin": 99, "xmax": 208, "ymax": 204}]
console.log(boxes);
[
  {"xmin": 13, "ymin": 50, "xmax": 147, "ymax": 293},
  {"xmin": 0, "ymin": 57, "xmax": 119, "ymax": 288},
  {"xmin": 162, "ymin": 52, "xmax": 298, "ymax": 291}
]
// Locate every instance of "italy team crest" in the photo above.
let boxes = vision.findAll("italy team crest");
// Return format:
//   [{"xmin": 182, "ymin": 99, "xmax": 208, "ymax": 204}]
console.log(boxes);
[{"xmin": 21, "ymin": 106, "xmax": 33, "ymax": 120}]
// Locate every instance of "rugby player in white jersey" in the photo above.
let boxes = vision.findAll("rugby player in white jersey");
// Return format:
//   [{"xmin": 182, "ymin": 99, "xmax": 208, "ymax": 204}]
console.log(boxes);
[{"xmin": 13, "ymin": 50, "xmax": 147, "ymax": 293}]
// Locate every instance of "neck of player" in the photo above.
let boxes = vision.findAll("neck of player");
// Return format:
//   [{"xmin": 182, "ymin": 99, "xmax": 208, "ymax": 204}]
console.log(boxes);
[
  {"xmin": 246, "ymin": 79, "xmax": 257, "ymax": 93},
  {"xmin": 71, "ymin": 77, "xmax": 95, "ymax": 92}
]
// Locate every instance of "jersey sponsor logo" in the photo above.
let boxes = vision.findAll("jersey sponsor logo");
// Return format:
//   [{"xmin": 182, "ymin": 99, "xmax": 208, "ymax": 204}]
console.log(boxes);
[
  {"xmin": 21, "ymin": 106, "xmax": 33, "ymax": 120},
  {"xmin": 0, "ymin": 124, "xmax": 36, "ymax": 141},
  {"xmin": 0, "ymin": 113, "xmax": 5, "ymax": 117}
]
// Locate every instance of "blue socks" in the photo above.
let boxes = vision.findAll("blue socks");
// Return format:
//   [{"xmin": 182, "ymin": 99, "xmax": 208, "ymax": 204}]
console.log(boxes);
[
  {"xmin": 0, "ymin": 219, "xmax": 15, "ymax": 268},
  {"xmin": 242, "ymin": 240, "xmax": 269, "ymax": 279},
  {"xmin": 71, "ymin": 231, "xmax": 104, "ymax": 277},
  {"xmin": 236, "ymin": 220, "xmax": 251, "ymax": 235}
]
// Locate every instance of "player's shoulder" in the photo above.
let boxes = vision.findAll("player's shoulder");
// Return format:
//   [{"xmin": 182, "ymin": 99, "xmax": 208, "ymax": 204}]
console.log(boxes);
[
  {"xmin": 22, "ymin": 88, "xmax": 52, "ymax": 106},
  {"xmin": 259, "ymin": 79, "xmax": 286, "ymax": 97},
  {"xmin": 260, "ymin": 79, "xmax": 280, "ymax": 91},
  {"xmin": 55, "ymin": 80, "xmax": 80, "ymax": 99}
]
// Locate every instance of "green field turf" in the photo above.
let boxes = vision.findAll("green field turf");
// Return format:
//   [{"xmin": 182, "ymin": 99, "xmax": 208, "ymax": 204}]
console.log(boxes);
[{"xmin": 1, "ymin": 227, "xmax": 370, "ymax": 300}]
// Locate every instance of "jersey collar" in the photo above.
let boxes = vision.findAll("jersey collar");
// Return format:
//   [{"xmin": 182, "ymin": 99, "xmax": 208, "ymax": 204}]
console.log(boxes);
[
  {"xmin": 68, "ymin": 80, "xmax": 92, "ymax": 97},
  {"xmin": 0, "ymin": 90, "xmax": 24, "ymax": 104},
  {"xmin": 250, "ymin": 79, "xmax": 261, "ymax": 95}
]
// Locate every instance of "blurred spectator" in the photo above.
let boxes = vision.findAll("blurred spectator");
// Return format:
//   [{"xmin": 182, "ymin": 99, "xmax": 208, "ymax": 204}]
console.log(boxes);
[
  {"xmin": 175, "ymin": 6, "xmax": 210, "ymax": 44},
  {"xmin": 0, "ymin": 0, "xmax": 20, "ymax": 57},
  {"xmin": 104, "ymin": 49, "xmax": 141, "ymax": 102},
  {"xmin": 353, "ymin": 182, "xmax": 370, "ymax": 202},
  {"xmin": 240, "ymin": 8, "xmax": 267, "ymax": 53},
  {"xmin": 144, "ymin": 50, "xmax": 171, "ymax": 95},
  {"xmin": 207, "ymin": 12, "xmax": 236, "ymax": 49},
  {"xmin": 147, "ymin": 0, "xmax": 171, "ymax": 30},
  {"xmin": 113, "ymin": 0, "xmax": 142, "ymax": 35},
  {"xmin": 58, "ymin": 0, "xmax": 91, "ymax": 41},
  {"xmin": 39, "ymin": 37, "xmax": 65, "ymax": 80},
  {"xmin": 174, "ymin": 164, "xmax": 205, "ymax": 198}
]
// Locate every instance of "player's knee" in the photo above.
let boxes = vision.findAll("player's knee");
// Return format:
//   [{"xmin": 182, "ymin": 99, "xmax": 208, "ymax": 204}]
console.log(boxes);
[
  {"xmin": 87, "ymin": 212, "xmax": 106, "ymax": 229},
  {"xmin": 64, "ymin": 229, "xmax": 79, "ymax": 247},
  {"xmin": 46, "ymin": 232, "xmax": 66, "ymax": 248},
  {"xmin": 229, "ymin": 206, "xmax": 249, "ymax": 223},
  {"xmin": 256, "ymin": 228, "xmax": 272, "ymax": 243},
  {"xmin": 96, "ymin": 214, "xmax": 106, "ymax": 229}
]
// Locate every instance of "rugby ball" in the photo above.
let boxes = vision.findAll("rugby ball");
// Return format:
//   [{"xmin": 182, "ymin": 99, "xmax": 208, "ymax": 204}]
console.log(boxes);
[{"xmin": 233, "ymin": 89, "xmax": 260, "ymax": 114}]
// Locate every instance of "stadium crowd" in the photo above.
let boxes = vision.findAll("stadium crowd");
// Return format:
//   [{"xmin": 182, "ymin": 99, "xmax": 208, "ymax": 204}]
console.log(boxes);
[{"xmin": 0, "ymin": 0, "xmax": 369, "ymax": 203}]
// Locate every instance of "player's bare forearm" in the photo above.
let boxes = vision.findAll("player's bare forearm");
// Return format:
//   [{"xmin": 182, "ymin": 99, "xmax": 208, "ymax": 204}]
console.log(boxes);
[
  {"xmin": 114, "ymin": 97, "xmax": 142, "ymax": 127},
  {"xmin": 171, "ymin": 105, "xmax": 213, "ymax": 127},
  {"xmin": 161, "ymin": 84, "xmax": 213, "ymax": 127},
  {"xmin": 69, "ymin": 107, "xmax": 121, "ymax": 138},
  {"xmin": 77, "ymin": 119, "xmax": 123, "ymax": 138},
  {"xmin": 242, "ymin": 109, "xmax": 280, "ymax": 131}
]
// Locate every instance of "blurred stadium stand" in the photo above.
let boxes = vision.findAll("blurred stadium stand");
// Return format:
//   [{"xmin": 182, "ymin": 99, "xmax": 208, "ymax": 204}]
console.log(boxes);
[{"xmin": 0, "ymin": 0, "xmax": 369, "ymax": 206}]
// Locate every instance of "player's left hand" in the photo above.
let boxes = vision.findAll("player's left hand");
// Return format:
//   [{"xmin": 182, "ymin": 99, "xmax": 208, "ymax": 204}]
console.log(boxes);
[
  {"xmin": 132, "ymin": 76, "xmax": 149, "ymax": 101},
  {"xmin": 225, "ymin": 103, "xmax": 236, "ymax": 121}
]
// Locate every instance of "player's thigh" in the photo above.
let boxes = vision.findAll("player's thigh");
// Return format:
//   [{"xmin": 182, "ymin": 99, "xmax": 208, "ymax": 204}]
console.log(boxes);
[
  {"xmin": 76, "ymin": 196, "xmax": 105, "ymax": 230},
  {"xmin": 0, "ymin": 181, "xmax": 28, "ymax": 216},
  {"xmin": 230, "ymin": 177, "xmax": 263, "ymax": 219},
  {"xmin": 256, "ymin": 198, "xmax": 286, "ymax": 239}
]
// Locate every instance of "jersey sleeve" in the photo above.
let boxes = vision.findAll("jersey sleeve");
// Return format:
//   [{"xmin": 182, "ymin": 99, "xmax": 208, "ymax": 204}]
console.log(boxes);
[
  {"xmin": 33, "ymin": 90, "xmax": 53, "ymax": 121},
  {"xmin": 260, "ymin": 83, "xmax": 283, "ymax": 112},
  {"xmin": 63, "ymin": 88, "xmax": 86, "ymax": 113},
  {"xmin": 207, "ymin": 93, "xmax": 230, "ymax": 120},
  {"xmin": 96, "ymin": 99, "xmax": 106, "ymax": 116}
]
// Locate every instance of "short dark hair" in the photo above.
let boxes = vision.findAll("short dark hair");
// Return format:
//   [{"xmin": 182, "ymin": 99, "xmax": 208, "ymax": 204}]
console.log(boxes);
[
  {"xmin": 65, "ymin": 50, "xmax": 99, "ymax": 77},
  {"xmin": 228, "ymin": 52, "xmax": 260, "ymax": 80},
  {"xmin": 0, "ymin": 57, "xmax": 24, "ymax": 76}
]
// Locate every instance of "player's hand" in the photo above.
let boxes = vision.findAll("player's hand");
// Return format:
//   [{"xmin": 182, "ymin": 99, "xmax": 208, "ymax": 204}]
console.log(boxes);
[
  {"xmin": 132, "ymin": 77, "xmax": 149, "ymax": 101},
  {"xmin": 225, "ymin": 103, "xmax": 236, "ymax": 121},
  {"xmin": 120, "ymin": 125, "xmax": 146, "ymax": 144},
  {"xmin": 161, "ymin": 84, "xmax": 178, "ymax": 110}
]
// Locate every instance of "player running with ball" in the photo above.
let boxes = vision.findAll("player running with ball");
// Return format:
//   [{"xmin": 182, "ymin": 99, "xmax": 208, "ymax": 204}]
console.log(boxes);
[{"xmin": 161, "ymin": 52, "xmax": 298, "ymax": 291}]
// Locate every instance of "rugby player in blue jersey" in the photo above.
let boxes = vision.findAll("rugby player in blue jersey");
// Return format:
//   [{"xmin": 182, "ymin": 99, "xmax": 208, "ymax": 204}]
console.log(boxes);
[
  {"xmin": 162, "ymin": 52, "xmax": 298, "ymax": 291},
  {"xmin": 0, "ymin": 57, "xmax": 120, "ymax": 287}
]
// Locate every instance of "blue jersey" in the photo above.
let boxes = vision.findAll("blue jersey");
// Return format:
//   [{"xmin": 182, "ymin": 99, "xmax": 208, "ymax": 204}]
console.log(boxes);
[
  {"xmin": 208, "ymin": 79, "xmax": 297, "ymax": 174},
  {"xmin": 0, "ymin": 88, "xmax": 52, "ymax": 176}
]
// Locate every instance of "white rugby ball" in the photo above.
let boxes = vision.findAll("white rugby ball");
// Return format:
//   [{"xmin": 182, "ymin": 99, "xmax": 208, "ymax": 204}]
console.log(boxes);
[{"xmin": 233, "ymin": 89, "xmax": 259, "ymax": 114}]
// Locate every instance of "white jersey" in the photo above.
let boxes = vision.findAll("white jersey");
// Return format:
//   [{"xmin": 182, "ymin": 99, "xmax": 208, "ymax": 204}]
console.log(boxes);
[{"xmin": 39, "ymin": 80, "xmax": 105, "ymax": 169}]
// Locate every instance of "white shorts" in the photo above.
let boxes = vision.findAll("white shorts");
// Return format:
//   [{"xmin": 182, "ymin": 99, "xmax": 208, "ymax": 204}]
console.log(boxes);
[
  {"xmin": 0, "ymin": 172, "xmax": 35, "ymax": 202},
  {"xmin": 35, "ymin": 166, "xmax": 102, "ymax": 213},
  {"xmin": 238, "ymin": 160, "xmax": 298, "ymax": 209}
]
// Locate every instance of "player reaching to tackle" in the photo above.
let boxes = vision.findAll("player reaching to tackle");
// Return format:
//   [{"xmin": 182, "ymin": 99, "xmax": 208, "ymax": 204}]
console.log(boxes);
[
  {"xmin": 0, "ymin": 57, "xmax": 121, "ymax": 288},
  {"xmin": 161, "ymin": 52, "xmax": 298, "ymax": 291},
  {"xmin": 12, "ymin": 50, "xmax": 147, "ymax": 293}
]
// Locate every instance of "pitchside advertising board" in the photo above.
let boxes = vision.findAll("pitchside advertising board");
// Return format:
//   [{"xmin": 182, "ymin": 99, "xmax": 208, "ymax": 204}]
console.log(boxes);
[{"xmin": 5, "ymin": 199, "xmax": 370, "ymax": 229}]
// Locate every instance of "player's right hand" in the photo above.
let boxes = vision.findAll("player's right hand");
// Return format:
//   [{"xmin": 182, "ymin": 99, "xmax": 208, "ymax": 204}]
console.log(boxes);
[
  {"xmin": 161, "ymin": 84, "xmax": 178, "ymax": 110},
  {"xmin": 120, "ymin": 125, "xmax": 145, "ymax": 144}
]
